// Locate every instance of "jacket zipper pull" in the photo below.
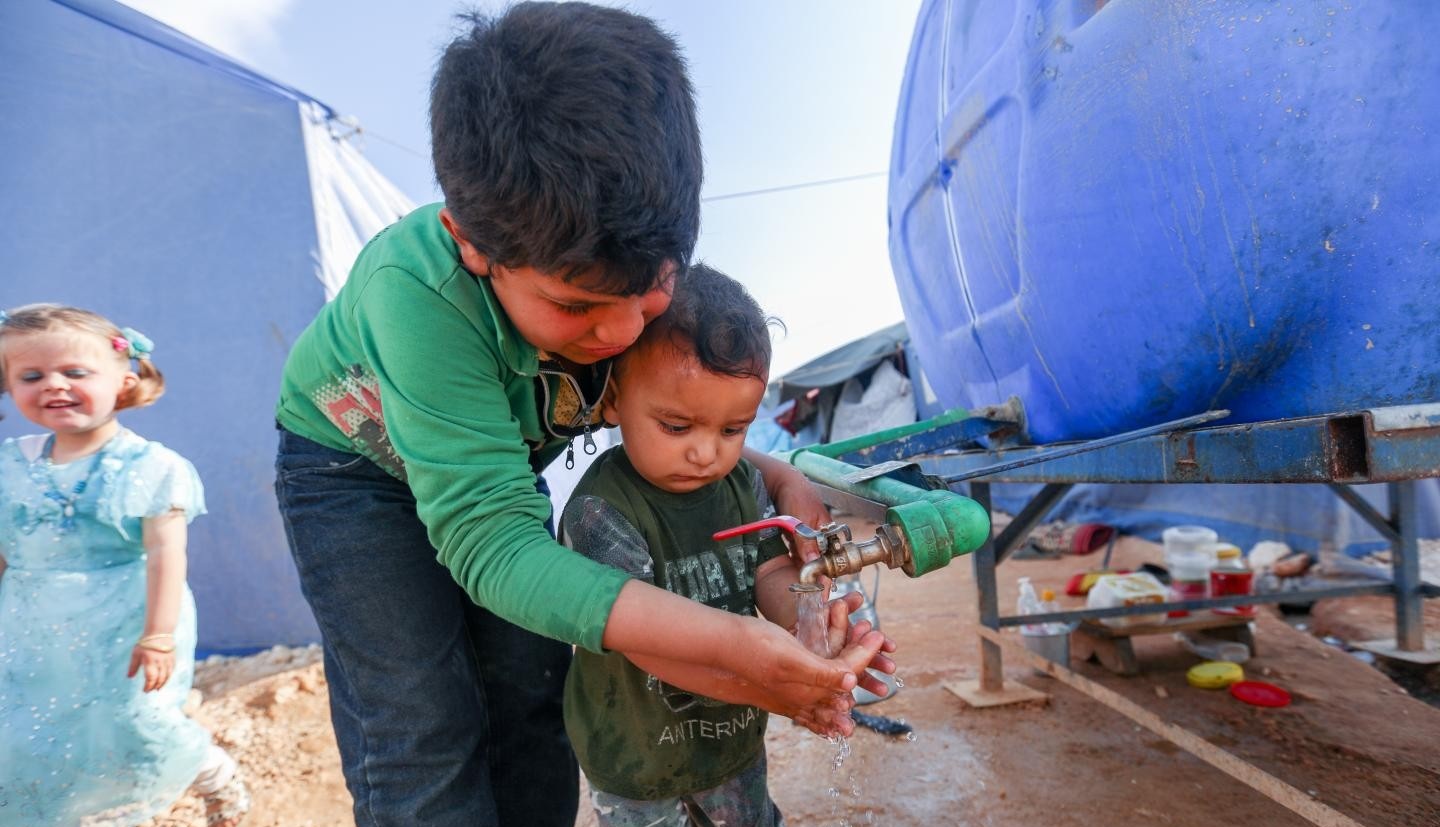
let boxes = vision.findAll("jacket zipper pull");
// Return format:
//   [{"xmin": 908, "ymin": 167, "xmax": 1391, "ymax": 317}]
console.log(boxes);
[
  {"xmin": 565, "ymin": 439, "xmax": 576, "ymax": 470},
  {"xmin": 582, "ymin": 423, "xmax": 598, "ymax": 456}
]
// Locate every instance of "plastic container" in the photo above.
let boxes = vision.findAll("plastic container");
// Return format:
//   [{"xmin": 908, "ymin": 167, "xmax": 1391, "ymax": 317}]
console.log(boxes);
[
  {"xmin": 887, "ymin": 2, "xmax": 1440, "ymax": 443},
  {"xmin": 1175, "ymin": 632, "xmax": 1250, "ymax": 664},
  {"xmin": 1210, "ymin": 544, "xmax": 1255, "ymax": 616},
  {"xmin": 1019, "ymin": 582, "xmax": 1070, "ymax": 674},
  {"xmin": 1230, "ymin": 681, "xmax": 1292, "ymax": 708},
  {"xmin": 1162, "ymin": 526, "xmax": 1216, "ymax": 617},
  {"xmin": 1022, "ymin": 631, "xmax": 1070, "ymax": 674},
  {"xmin": 1016, "ymin": 577, "xmax": 1045, "ymax": 635},
  {"xmin": 1162, "ymin": 526, "xmax": 1219, "ymax": 573},
  {"xmin": 1187, "ymin": 661, "xmax": 1245, "ymax": 690},
  {"xmin": 1087, "ymin": 572, "xmax": 1167, "ymax": 628}
]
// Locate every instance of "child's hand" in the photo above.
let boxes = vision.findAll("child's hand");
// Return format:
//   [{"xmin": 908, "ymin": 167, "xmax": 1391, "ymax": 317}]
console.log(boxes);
[
  {"xmin": 826, "ymin": 591, "xmax": 897, "ymax": 700},
  {"xmin": 768, "ymin": 473, "xmax": 832, "ymax": 564},
  {"xmin": 128, "ymin": 644, "xmax": 176, "ymax": 692}
]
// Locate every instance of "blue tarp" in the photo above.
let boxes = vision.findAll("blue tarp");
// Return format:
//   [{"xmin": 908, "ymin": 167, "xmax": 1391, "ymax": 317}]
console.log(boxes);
[
  {"xmin": 984, "ymin": 481, "xmax": 1440, "ymax": 563},
  {"xmin": 1, "ymin": 0, "xmax": 406, "ymax": 651}
]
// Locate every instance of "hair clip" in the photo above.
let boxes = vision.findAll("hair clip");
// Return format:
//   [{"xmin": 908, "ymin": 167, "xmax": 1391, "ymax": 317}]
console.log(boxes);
[{"xmin": 116, "ymin": 327, "xmax": 155, "ymax": 360}]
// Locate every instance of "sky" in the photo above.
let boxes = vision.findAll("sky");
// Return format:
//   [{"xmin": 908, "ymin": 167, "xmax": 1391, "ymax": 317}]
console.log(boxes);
[{"xmin": 118, "ymin": 0, "xmax": 925, "ymax": 377}]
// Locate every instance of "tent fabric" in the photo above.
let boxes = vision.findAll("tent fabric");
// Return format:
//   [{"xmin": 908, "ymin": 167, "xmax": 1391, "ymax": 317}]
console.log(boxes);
[
  {"xmin": 1, "ymin": 0, "xmax": 410, "ymax": 651},
  {"xmin": 774, "ymin": 321, "xmax": 909, "ymax": 392},
  {"xmin": 827, "ymin": 359, "xmax": 916, "ymax": 444},
  {"xmin": 301, "ymin": 102, "xmax": 416, "ymax": 300}
]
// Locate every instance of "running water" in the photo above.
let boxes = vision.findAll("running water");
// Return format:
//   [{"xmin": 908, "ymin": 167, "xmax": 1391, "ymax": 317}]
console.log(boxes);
[
  {"xmin": 792, "ymin": 583, "xmax": 833, "ymax": 657},
  {"xmin": 792, "ymin": 582, "xmax": 863, "ymax": 826}
]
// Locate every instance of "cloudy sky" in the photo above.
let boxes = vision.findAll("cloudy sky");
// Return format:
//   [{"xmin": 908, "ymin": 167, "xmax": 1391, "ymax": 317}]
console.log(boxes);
[{"xmin": 118, "ymin": 0, "xmax": 924, "ymax": 376}]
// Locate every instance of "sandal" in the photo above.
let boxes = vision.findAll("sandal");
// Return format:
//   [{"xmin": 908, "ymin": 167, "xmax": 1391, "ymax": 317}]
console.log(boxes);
[{"xmin": 203, "ymin": 769, "xmax": 252, "ymax": 827}]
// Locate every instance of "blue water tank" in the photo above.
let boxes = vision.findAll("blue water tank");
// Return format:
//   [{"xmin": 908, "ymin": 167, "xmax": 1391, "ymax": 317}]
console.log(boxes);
[{"xmin": 888, "ymin": 0, "xmax": 1440, "ymax": 442}]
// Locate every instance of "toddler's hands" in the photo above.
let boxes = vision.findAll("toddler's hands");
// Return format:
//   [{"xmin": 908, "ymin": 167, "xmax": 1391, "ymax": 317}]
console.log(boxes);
[
  {"xmin": 770, "ymin": 475, "xmax": 833, "ymax": 564},
  {"xmin": 128, "ymin": 645, "xmax": 175, "ymax": 692},
  {"xmin": 827, "ymin": 591, "xmax": 897, "ymax": 699}
]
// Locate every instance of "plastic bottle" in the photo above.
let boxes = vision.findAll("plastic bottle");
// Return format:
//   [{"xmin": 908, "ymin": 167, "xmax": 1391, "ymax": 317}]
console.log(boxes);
[
  {"xmin": 1017, "ymin": 576, "xmax": 1045, "ymax": 635},
  {"xmin": 1039, "ymin": 588, "xmax": 1067, "ymax": 635},
  {"xmin": 1019, "ymin": 579, "xmax": 1071, "ymax": 673},
  {"xmin": 1209, "ymin": 544, "xmax": 1255, "ymax": 616}
]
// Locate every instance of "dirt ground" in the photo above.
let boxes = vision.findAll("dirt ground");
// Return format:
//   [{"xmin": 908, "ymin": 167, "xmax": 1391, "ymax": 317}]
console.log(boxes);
[{"xmin": 152, "ymin": 526, "xmax": 1440, "ymax": 826}]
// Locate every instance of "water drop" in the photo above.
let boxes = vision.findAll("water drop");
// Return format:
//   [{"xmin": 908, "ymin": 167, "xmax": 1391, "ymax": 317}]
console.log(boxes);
[
  {"xmin": 894, "ymin": 675, "xmax": 905, "ymax": 688},
  {"xmin": 906, "ymin": 731, "xmax": 918, "ymax": 742}
]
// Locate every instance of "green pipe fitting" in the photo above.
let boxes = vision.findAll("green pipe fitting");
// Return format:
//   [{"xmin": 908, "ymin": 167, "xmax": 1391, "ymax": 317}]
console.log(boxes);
[{"xmin": 777, "ymin": 449, "xmax": 990, "ymax": 577}]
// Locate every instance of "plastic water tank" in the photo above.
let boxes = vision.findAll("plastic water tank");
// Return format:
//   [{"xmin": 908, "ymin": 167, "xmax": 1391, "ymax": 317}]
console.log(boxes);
[{"xmin": 887, "ymin": 0, "xmax": 1440, "ymax": 442}]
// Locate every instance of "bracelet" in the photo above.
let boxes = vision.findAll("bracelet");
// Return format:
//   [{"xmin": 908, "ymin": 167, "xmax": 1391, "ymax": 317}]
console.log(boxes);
[{"xmin": 137, "ymin": 633, "xmax": 176, "ymax": 653}]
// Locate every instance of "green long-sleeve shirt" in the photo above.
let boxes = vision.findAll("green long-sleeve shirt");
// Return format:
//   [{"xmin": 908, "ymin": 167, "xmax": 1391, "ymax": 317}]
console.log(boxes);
[{"xmin": 276, "ymin": 203, "xmax": 627, "ymax": 652}]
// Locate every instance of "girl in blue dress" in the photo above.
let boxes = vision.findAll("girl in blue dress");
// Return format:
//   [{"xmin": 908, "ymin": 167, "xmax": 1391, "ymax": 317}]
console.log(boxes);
[{"xmin": 0, "ymin": 304, "xmax": 249, "ymax": 826}]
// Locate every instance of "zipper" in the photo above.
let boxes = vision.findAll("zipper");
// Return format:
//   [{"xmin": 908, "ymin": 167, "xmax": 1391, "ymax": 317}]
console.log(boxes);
[
  {"xmin": 540, "ymin": 359, "xmax": 612, "ymax": 468},
  {"xmin": 564, "ymin": 412, "xmax": 600, "ymax": 470}
]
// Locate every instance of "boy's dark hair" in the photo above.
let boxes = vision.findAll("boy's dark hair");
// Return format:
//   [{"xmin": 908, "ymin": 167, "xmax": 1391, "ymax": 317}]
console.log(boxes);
[
  {"xmin": 431, "ymin": 2, "xmax": 702, "ymax": 295},
  {"xmin": 638, "ymin": 263, "xmax": 776, "ymax": 382}
]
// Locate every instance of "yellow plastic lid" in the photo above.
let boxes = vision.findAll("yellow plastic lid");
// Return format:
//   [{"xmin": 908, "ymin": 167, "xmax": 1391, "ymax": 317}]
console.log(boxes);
[
  {"xmin": 1041, "ymin": 588, "xmax": 1056, "ymax": 601},
  {"xmin": 1213, "ymin": 543, "xmax": 1241, "ymax": 560},
  {"xmin": 1187, "ymin": 661, "xmax": 1245, "ymax": 689}
]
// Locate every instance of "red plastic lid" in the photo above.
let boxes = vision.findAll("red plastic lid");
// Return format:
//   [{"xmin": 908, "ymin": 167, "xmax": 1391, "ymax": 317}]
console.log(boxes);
[{"xmin": 1229, "ymin": 680, "xmax": 1292, "ymax": 708}]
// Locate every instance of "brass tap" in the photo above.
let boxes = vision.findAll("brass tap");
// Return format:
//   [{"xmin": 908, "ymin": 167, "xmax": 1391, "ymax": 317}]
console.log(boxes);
[{"xmin": 712, "ymin": 516, "xmax": 913, "ymax": 587}]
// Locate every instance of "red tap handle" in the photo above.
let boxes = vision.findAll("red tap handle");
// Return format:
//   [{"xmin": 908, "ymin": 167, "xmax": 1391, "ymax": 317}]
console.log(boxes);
[{"xmin": 712, "ymin": 516, "xmax": 821, "ymax": 541}]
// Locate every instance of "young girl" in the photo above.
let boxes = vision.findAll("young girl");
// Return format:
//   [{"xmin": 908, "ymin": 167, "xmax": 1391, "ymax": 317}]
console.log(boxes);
[{"xmin": 0, "ymin": 304, "xmax": 249, "ymax": 826}]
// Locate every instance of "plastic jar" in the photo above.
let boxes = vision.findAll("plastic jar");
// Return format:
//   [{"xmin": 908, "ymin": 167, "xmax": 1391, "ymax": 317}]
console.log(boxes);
[
  {"xmin": 1209, "ymin": 543, "xmax": 1254, "ymax": 616},
  {"xmin": 1163, "ymin": 526, "xmax": 1217, "ymax": 617}
]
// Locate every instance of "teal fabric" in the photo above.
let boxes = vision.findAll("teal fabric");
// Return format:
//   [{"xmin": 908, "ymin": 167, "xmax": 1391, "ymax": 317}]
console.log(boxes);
[{"xmin": 0, "ymin": 429, "xmax": 210, "ymax": 825}]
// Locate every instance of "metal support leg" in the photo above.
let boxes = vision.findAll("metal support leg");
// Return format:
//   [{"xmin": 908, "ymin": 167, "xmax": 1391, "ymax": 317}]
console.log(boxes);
[
  {"xmin": 1390, "ymin": 481, "xmax": 1424, "ymax": 651},
  {"xmin": 993, "ymin": 483, "xmax": 1074, "ymax": 563},
  {"xmin": 969, "ymin": 483, "xmax": 1003, "ymax": 691}
]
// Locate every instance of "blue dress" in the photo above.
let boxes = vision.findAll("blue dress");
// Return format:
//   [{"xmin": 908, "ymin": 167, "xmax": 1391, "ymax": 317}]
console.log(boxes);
[{"xmin": 0, "ymin": 429, "xmax": 210, "ymax": 826}]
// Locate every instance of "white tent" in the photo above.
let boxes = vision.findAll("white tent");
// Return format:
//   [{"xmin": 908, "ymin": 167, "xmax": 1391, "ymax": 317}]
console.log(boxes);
[{"xmin": 1, "ymin": 0, "xmax": 413, "ymax": 650}]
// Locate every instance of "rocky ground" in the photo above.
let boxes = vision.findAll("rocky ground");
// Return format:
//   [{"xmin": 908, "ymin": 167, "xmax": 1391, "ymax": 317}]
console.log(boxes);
[{"xmin": 151, "ymin": 529, "xmax": 1440, "ymax": 826}]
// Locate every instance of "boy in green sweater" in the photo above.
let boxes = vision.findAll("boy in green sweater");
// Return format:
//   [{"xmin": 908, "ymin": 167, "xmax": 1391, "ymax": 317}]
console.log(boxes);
[
  {"xmin": 274, "ymin": 4, "xmax": 886, "ymax": 826},
  {"xmin": 562, "ymin": 264, "xmax": 896, "ymax": 826}
]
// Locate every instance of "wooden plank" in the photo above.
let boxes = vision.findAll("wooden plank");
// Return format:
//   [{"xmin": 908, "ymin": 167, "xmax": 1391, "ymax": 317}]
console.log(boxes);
[
  {"xmin": 975, "ymin": 626, "xmax": 1367, "ymax": 827},
  {"xmin": 1078, "ymin": 613, "xmax": 1253, "ymax": 640}
]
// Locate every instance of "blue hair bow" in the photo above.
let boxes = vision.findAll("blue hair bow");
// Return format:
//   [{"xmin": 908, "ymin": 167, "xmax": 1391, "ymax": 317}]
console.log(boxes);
[{"xmin": 118, "ymin": 326, "xmax": 154, "ymax": 360}]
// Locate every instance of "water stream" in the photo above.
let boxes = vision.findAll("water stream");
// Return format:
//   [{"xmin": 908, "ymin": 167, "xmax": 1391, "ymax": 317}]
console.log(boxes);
[{"xmin": 792, "ymin": 583, "xmax": 866, "ymax": 826}]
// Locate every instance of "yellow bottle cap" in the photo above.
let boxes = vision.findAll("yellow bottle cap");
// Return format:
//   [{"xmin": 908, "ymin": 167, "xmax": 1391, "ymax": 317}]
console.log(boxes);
[
  {"xmin": 1213, "ymin": 543, "xmax": 1241, "ymax": 560},
  {"xmin": 1187, "ymin": 661, "xmax": 1245, "ymax": 689},
  {"xmin": 1041, "ymin": 588, "xmax": 1056, "ymax": 601}
]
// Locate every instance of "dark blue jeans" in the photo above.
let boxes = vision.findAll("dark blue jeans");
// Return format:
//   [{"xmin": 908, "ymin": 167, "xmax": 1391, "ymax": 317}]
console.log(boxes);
[{"xmin": 274, "ymin": 427, "xmax": 576, "ymax": 826}]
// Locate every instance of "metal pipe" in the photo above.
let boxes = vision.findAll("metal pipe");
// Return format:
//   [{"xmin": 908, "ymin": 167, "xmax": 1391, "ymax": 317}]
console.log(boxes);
[
  {"xmin": 969, "ymin": 482, "xmax": 1004, "ymax": 692},
  {"xmin": 778, "ymin": 448, "xmax": 991, "ymax": 577},
  {"xmin": 996, "ymin": 582, "xmax": 1394, "ymax": 626},
  {"xmin": 1392, "ymin": 480, "xmax": 1425, "ymax": 651}
]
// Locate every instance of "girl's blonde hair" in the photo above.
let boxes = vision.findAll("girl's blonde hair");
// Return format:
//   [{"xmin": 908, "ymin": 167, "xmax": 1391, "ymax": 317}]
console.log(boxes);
[{"xmin": 0, "ymin": 303, "xmax": 165, "ymax": 415}]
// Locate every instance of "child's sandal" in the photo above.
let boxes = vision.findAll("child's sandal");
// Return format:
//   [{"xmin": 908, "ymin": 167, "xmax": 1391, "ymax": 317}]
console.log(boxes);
[{"xmin": 203, "ymin": 770, "xmax": 251, "ymax": 826}]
